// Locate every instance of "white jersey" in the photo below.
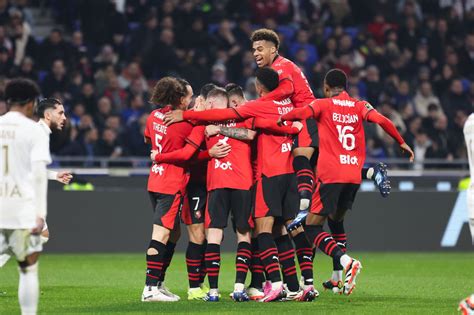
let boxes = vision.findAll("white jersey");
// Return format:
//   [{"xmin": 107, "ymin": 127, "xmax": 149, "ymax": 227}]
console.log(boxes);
[
  {"xmin": 0, "ymin": 111, "xmax": 51, "ymax": 229},
  {"xmin": 464, "ymin": 113, "xmax": 474, "ymax": 187}
]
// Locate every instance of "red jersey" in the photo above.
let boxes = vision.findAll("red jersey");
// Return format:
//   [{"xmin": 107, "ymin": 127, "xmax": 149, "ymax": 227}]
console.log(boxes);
[
  {"xmin": 206, "ymin": 119, "xmax": 254, "ymax": 191},
  {"xmin": 144, "ymin": 106, "xmax": 194, "ymax": 194},
  {"xmin": 270, "ymin": 55, "xmax": 316, "ymax": 107},
  {"xmin": 234, "ymin": 99, "xmax": 295, "ymax": 178},
  {"xmin": 285, "ymin": 91, "xmax": 373, "ymax": 184}
]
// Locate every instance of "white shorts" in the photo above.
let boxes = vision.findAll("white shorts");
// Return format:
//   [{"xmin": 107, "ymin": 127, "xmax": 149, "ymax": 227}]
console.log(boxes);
[{"xmin": 0, "ymin": 229, "xmax": 43, "ymax": 262}]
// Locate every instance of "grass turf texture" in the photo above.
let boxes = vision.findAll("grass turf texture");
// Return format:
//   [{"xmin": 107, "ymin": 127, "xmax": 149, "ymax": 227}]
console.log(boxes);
[{"xmin": 1, "ymin": 253, "xmax": 473, "ymax": 314}]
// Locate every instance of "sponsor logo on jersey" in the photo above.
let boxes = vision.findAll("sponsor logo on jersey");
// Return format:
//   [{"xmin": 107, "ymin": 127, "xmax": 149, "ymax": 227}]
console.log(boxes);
[
  {"xmin": 273, "ymin": 98, "xmax": 292, "ymax": 106},
  {"xmin": 215, "ymin": 160, "xmax": 233, "ymax": 170},
  {"xmin": 339, "ymin": 154, "xmax": 359, "ymax": 165},
  {"xmin": 151, "ymin": 164, "xmax": 164, "ymax": 175},
  {"xmin": 332, "ymin": 99, "xmax": 355, "ymax": 107},
  {"xmin": 281, "ymin": 142, "xmax": 292, "ymax": 153}
]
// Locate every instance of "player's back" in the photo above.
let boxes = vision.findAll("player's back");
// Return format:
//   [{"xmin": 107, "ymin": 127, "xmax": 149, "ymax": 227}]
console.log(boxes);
[
  {"xmin": 205, "ymin": 119, "xmax": 253, "ymax": 191},
  {"xmin": 464, "ymin": 113, "xmax": 474, "ymax": 185},
  {"xmin": 145, "ymin": 106, "xmax": 195, "ymax": 195},
  {"xmin": 236, "ymin": 98, "xmax": 296, "ymax": 178},
  {"xmin": 313, "ymin": 91, "xmax": 370, "ymax": 184},
  {"xmin": 0, "ymin": 111, "xmax": 51, "ymax": 229},
  {"xmin": 272, "ymin": 56, "xmax": 315, "ymax": 107}
]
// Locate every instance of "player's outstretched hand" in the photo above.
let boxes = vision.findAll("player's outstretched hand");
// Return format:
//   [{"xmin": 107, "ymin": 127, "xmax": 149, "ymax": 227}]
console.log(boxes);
[
  {"xmin": 56, "ymin": 171, "xmax": 73, "ymax": 184},
  {"xmin": 150, "ymin": 149, "xmax": 159, "ymax": 162},
  {"xmin": 194, "ymin": 96, "xmax": 206, "ymax": 111},
  {"xmin": 400, "ymin": 143, "xmax": 415, "ymax": 162},
  {"xmin": 31, "ymin": 217, "xmax": 45, "ymax": 235},
  {"xmin": 291, "ymin": 121, "xmax": 303, "ymax": 132},
  {"xmin": 209, "ymin": 142, "xmax": 231, "ymax": 158},
  {"xmin": 164, "ymin": 110, "xmax": 184, "ymax": 126},
  {"xmin": 205, "ymin": 125, "xmax": 220, "ymax": 137}
]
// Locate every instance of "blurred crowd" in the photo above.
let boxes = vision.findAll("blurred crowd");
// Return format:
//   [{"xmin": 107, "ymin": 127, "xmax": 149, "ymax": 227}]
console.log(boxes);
[{"xmin": 0, "ymin": 0, "xmax": 473, "ymax": 167}]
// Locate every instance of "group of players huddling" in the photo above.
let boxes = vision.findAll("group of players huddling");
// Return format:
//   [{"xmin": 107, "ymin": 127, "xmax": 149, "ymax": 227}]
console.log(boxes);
[{"xmin": 141, "ymin": 28, "xmax": 414, "ymax": 303}]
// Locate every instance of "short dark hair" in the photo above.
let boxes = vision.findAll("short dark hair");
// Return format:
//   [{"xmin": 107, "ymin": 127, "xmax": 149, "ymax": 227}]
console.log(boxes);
[
  {"xmin": 207, "ymin": 87, "xmax": 228, "ymax": 100},
  {"xmin": 255, "ymin": 67, "xmax": 279, "ymax": 92},
  {"xmin": 200, "ymin": 83, "xmax": 218, "ymax": 99},
  {"xmin": 5, "ymin": 78, "xmax": 40, "ymax": 106},
  {"xmin": 250, "ymin": 28, "xmax": 280, "ymax": 50},
  {"xmin": 36, "ymin": 98, "xmax": 62, "ymax": 118},
  {"xmin": 225, "ymin": 83, "xmax": 244, "ymax": 99},
  {"xmin": 150, "ymin": 77, "xmax": 187, "ymax": 108},
  {"xmin": 324, "ymin": 69, "xmax": 347, "ymax": 89}
]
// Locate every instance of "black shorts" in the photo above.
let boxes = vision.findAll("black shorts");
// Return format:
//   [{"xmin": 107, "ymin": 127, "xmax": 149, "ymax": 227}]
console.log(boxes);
[
  {"xmin": 149, "ymin": 191, "xmax": 184, "ymax": 230},
  {"xmin": 293, "ymin": 118, "xmax": 318, "ymax": 148},
  {"xmin": 254, "ymin": 173, "xmax": 299, "ymax": 221},
  {"xmin": 311, "ymin": 182, "xmax": 360, "ymax": 216},
  {"xmin": 205, "ymin": 188, "xmax": 252, "ymax": 230},
  {"xmin": 182, "ymin": 182, "xmax": 207, "ymax": 225}
]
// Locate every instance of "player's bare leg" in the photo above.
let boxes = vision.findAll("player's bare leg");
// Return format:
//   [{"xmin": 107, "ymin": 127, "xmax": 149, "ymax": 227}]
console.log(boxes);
[
  {"xmin": 204, "ymin": 228, "xmax": 223, "ymax": 301},
  {"xmin": 305, "ymin": 213, "xmax": 362, "ymax": 295},
  {"xmin": 186, "ymin": 223, "xmax": 208, "ymax": 300},
  {"xmin": 232, "ymin": 229, "xmax": 251, "ymax": 302},
  {"xmin": 18, "ymin": 252, "xmax": 40, "ymax": 315},
  {"xmin": 255, "ymin": 217, "xmax": 285, "ymax": 302}
]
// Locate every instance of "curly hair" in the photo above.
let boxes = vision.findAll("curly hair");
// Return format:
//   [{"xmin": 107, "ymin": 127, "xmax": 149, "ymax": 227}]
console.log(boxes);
[
  {"xmin": 250, "ymin": 28, "xmax": 280, "ymax": 50},
  {"xmin": 150, "ymin": 77, "xmax": 187, "ymax": 108}
]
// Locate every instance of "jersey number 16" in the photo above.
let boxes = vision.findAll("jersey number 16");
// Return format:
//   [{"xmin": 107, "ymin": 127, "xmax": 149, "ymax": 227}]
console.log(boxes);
[{"xmin": 336, "ymin": 125, "xmax": 355, "ymax": 151}]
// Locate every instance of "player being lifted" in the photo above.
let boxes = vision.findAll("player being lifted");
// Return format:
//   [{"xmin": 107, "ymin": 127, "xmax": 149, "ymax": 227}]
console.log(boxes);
[
  {"xmin": 249, "ymin": 29, "xmax": 390, "ymax": 227},
  {"xmin": 279, "ymin": 69, "xmax": 414, "ymax": 295},
  {"xmin": 0, "ymin": 79, "xmax": 49, "ymax": 315},
  {"xmin": 163, "ymin": 68, "xmax": 315, "ymax": 302}
]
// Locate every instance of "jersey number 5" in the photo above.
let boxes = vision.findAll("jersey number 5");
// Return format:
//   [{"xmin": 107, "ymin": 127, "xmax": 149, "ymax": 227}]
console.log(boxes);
[
  {"xmin": 155, "ymin": 134, "xmax": 163, "ymax": 153},
  {"xmin": 336, "ymin": 125, "xmax": 355, "ymax": 151}
]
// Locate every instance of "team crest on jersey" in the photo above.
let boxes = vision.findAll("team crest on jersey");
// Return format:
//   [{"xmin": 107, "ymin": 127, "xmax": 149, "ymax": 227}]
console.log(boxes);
[
  {"xmin": 364, "ymin": 102, "xmax": 374, "ymax": 111},
  {"xmin": 277, "ymin": 69, "xmax": 283, "ymax": 75}
]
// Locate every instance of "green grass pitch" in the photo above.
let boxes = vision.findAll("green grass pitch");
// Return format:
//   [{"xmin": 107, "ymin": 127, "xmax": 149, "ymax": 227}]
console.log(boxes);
[{"xmin": 1, "ymin": 252, "xmax": 473, "ymax": 314}]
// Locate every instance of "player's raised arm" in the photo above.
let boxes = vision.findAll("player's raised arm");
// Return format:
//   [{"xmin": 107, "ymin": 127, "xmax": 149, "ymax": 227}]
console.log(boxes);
[
  {"xmin": 255, "ymin": 118, "xmax": 303, "ymax": 135},
  {"xmin": 163, "ymin": 107, "xmax": 241, "ymax": 126},
  {"xmin": 366, "ymin": 110, "xmax": 415, "ymax": 162},
  {"xmin": 279, "ymin": 105, "xmax": 315, "ymax": 123},
  {"xmin": 259, "ymin": 78, "xmax": 294, "ymax": 102}
]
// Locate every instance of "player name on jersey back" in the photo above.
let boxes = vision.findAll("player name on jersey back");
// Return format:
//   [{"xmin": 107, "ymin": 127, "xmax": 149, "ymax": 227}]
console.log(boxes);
[
  {"xmin": 311, "ymin": 92, "xmax": 371, "ymax": 184},
  {"xmin": 145, "ymin": 107, "xmax": 194, "ymax": 195}
]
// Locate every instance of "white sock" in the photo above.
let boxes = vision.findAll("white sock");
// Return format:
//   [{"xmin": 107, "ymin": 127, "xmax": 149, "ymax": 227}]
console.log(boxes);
[
  {"xmin": 209, "ymin": 288, "xmax": 219, "ymax": 295},
  {"xmin": 300, "ymin": 199, "xmax": 310, "ymax": 211},
  {"xmin": 234, "ymin": 283, "xmax": 245, "ymax": 292},
  {"xmin": 332, "ymin": 270, "xmax": 343, "ymax": 282},
  {"xmin": 271, "ymin": 281, "xmax": 282, "ymax": 290},
  {"xmin": 340, "ymin": 254, "xmax": 352, "ymax": 270},
  {"xmin": 366, "ymin": 168, "xmax": 374, "ymax": 179},
  {"xmin": 18, "ymin": 262, "xmax": 39, "ymax": 315}
]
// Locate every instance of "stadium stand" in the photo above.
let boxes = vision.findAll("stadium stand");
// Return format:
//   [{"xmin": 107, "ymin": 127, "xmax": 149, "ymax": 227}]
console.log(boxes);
[{"xmin": 0, "ymin": 0, "xmax": 472, "ymax": 167}]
